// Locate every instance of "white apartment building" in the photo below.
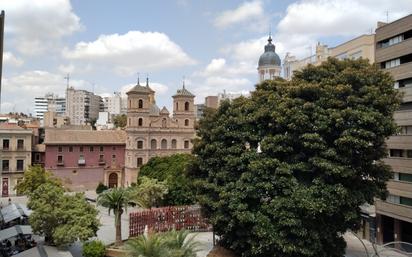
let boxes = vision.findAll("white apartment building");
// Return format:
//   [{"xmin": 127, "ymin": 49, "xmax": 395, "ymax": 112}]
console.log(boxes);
[
  {"xmin": 34, "ymin": 93, "xmax": 66, "ymax": 120},
  {"xmin": 65, "ymin": 87, "xmax": 102, "ymax": 125},
  {"xmin": 103, "ymin": 92, "xmax": 127, "ymax": 115}
]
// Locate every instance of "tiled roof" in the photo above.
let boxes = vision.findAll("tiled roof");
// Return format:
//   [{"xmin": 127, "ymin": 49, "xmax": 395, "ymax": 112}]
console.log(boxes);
[
  {"xmin": 127, "ymin": 82, "xmax": 155, "ymax": 94},
  {"xmin": 0, "ymin": 123, "xmax": 25, "ymax": 130},
  {"xmin": 160, "ymin": 106, "xmax": 170, "ymax": 115},
  {"xmin": 173, "ymin": 86, "xmax": 194, "ymax": 97},
  {"xmin": 45, "ymin": 129, "xmax": 127, "ymax": 145}
]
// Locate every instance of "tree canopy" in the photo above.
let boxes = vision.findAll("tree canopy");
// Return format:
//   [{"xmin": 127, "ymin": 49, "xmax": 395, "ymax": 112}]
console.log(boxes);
[
  {"xmin": 190, "ymin": 58, "xmax": 401, "ymax": 257},
  {"xmin": 15, "ymin": 165, "xmax": 61, "ymax": 196},
  {"xmin": 130, "ymin": 176, "xmax": 168, "ymax": 208},
  {"xmin": 113, "ymin": 114, "xmax": 127, "ymax": 128},
  {"xmin": 139, "ymin": 154, "xmax": 196, "ymax": 206}
]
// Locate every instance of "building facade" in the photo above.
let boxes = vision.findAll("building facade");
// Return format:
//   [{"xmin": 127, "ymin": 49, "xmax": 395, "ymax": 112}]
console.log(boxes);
[
  {"xmin": 374, "ymin": 14, "xmax": 412, "ymax": 245},
  {"xmin": 103, "ymin": 92, "xmax": 127, "ymax": 115},
  {"xmin": 34, "ymin": 93, "xmax": 66, "ymax": 120},
  {"xmin": 124, "ymin": 79, "xmax": 196, "ymax": 185},
  {"xmin": 0, "ymin": 124, "xmax": 32, "ymax": 196},
  {"xmin": 44, "ymin": 129, "xmax": 126, "ymax": 191},
  {"xmin": 65, "ymin": 87, "xmax": 102, "ymax": 125},
  {"xmin": 283, "ymin": 34, "xmax": 375, "ymax": 80},
  {"xmin": 258, "ymin": 35, "xmax": 281, "ymax": 82}
]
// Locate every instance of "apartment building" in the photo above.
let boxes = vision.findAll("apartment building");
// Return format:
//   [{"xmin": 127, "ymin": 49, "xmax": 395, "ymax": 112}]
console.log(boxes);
[
  {"xmin": 65, "ymin": 87, "xmax": 102, "ymax": 125},
  {"xmin": 34, "ymin": 93, "xmax": 66, "ymax": 120},
  {"xmin": 283, "ymin": 34, "xmax": 375, "ymax": 80},
  {"xmin": 0, "ymin": 123, "xmax": 32, "ymax": 196},
  {"xmin": 374, "ymin": 14, "xmax": 412, "ymax": 245}
]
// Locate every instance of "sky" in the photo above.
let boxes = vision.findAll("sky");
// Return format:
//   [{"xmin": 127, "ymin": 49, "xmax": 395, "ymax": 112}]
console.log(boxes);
[{"xmin": 1, "ymin": 0, "xmax": 412, "ymax": 114}]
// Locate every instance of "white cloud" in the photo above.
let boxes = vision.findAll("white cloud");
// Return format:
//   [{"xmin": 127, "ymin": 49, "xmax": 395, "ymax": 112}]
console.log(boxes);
[
  {"xmin": 63, "ymin": 31, "xmax": 196, "ymax": 76},
  {"xmin": 213, "ymin": 0, "xmax": 268, "ymax": 31},
  {"xmin": 1, "ymin": 70, "xmax": 88, "ymax": 114},
  {"xmin": 1, "ymin": 0, "xmax": 82, "ymax": 55},
  {"xmin": 3, "ymin": 52, "xmax": 24, "ymax": 67}
]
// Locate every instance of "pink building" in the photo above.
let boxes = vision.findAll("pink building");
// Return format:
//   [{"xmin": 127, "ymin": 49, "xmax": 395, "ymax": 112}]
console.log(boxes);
[{"xmin": 44, "ymin": 129, "xmax": 127, "ymax": 191}]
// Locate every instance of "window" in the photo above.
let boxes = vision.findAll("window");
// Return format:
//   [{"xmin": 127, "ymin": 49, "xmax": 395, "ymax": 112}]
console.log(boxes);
[
  {"xmin": 185, "ymin": 102, "xmax": 189, "ymax": 111},
  {"xmin": 171, "ymin": 139, "xmax": 177, "ymax": 149},
  {"xmin": 58, "ymin": 146, "xmax": 63, "ymax": 152},
  {"xmin": 386, "ymin": 194, "xmax": 400, "ymax": 204},
  {"xmin": 17, "ymin": 139, "xmax": 24, "ymax": 150},
  {"xmin": 35, "ymin": 153, "xmax": 40, "ymax": 162},
  {"xmin": 383, "ymin": 58, "xmax": 400, "ymax": 69},
  {"xmin": 390, "ymin": 149, "xmax": 404, "ymax": 157},
  {"xmin": 16, "ymin": 160, "xmax": 24, "ymax": 171},
  {"xmin": 90, "ymin": 146, "xmax": 94, "ymax": 152},
  {"xmin": 100, "ymin": 146, "xmax": 104, "ymax": 152},
  {"xmin": 137, "ymin": 158, "xmax": 143, "ymax": 167},
  {"xmin": 129, "ymin": 118, "xmax": 131, "ymax": 126},
  {"xmin": 399, "ymin": 173, "xmax": 412, "ymax": 183},
  {"xmin": 2, "ymin": 139, "xmax": 9, "ymax": 150},
  {"xmin": 69, "ymin": 146, "xmax": 73, "ymax": 152},
  {"xmin": 400, "ymin": 196, "xmax": 412, "ymax": 207},
  {"xmin": 137, "ymin": 140, "xmax": 143, "ymax": 149},
  {"xmin": 151, "ymin": 139, "xmax": 157, "ymax": 150},
  {"xmin": 350, "ymin": 50, "xmax": 362, "ymax": 60},
  {"xmin": 408, "ymin": 150, "xmax": 412, "ymax": 158},
  {"xmin": 58, "ymin": 155, "xmax": 63, "ymax": 163},
  {"xmin": 79, "ymin": 154, "xmax": 85, "ymax": 165},
  {"xmin": 176, "ymin": 102, "xmax": 178, "ymax": 111},
  {"xmin": 80, "ymin": 146, "xmax": 83, "ymax": 152},
  {"xmin": 99, "ymin": 155, "xmax": 104, "ymax": 162},
  {"xmin": 129, "ymin": 100, "xmax": 132, "ymax": 108},
  {"xmin": 138, "ymin": 99, "xmax": 143, "ymax": 108},
  {"xmin": 184, "ymin": 140, "xmax": 189, "ymax": 149},
  {"xmin": 138, "ymin": 118, "xmax": 143, "ymax": 127},
  {"xmin": 2, "ymin": 160, "xmax": 9, "ymax": 171},
  {"xmin": 112, "ymin": 154, "xmax": 116, "ymax": 161},
  {"xmin": 184, "ymin": 119, "xmax": 189, "ymax": 126},
  {"xmin": 161, "ymin": 139, "xmax": 167, "ymax": 149},
  {"xmin": 112, "ymin": 146, "xmax": 116, "ymax": 150}
]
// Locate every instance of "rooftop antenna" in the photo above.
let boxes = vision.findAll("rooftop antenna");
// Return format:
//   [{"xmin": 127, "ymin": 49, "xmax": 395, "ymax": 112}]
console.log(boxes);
[
  {"xmin": 64, "ymin": 73, "xmax": 70, "ymax": 89},
  {"xmin": 136, "ymin": 72, "xmax": 140, "ymax": 85}
]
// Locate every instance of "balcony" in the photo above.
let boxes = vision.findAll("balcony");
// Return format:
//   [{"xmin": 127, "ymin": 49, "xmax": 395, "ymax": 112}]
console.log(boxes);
[
  {"xmin": 386, "ymin": 62, "xmax": 412, "ymax": 81},
  {"xmin": 394, "ymin": 110, "xmax": 412, "ymax": 126},
  {"xmin": 386, "ymin": 135, "xmax": 412, "ymax": 149},
  {"xmin": 78, "ymin": 159, "xmax": 86, "ymax": 166},
  {"xmin": 375, "ymin": 38, "xmax": 412, "ymax": 63},
  {"xmin": 383, "ymin": 157, "xmax": 412, "ymax": 172},
  {"xmin": 387, "ymin": 180, "xmax": 412, "ymax": 199},
  {"xmin": 57, "ymin": 161, "xmax": 64, "ymax": 166},
  {"xmin": 98, "ymin": 160, "xmax": 106, "ymax": 165},
  {"xmin": 375, "ymin": 199, "xmax": 412, "ymax": 223}
]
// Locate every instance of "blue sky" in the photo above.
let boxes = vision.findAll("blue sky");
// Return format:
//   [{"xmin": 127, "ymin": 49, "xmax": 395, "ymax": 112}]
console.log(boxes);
[{"xmin": 1, "ymin": 0, "xmax": 411, "ymax": 114}]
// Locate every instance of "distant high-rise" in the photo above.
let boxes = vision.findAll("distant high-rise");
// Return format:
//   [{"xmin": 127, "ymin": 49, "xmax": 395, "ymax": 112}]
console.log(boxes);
[
  {"xmin": 34, "ymin": 93, "xmax": 66, "ymax": 120},
  {"xmin": 66, "ymin": 87, "xmax": 102, "ymax": 125},
  {"xmin": 103, "ymin": 92, "xmax": 127, "ymax": 115},
  {"xmin": 0, "ymin": 10, "xmax": 5, "ymax": 113}
]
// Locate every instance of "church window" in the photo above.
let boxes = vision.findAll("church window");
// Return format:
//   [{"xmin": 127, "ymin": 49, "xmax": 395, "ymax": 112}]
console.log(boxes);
[
  {"xmin": 138, "ymin": 118, "xmax": 143, "ymax": 126},
  {"xmin": 138, "ymin": 99, "xmax": 143, "ymax": 108},
  {"xmin": 171, "ymin": 139, "xmax": 177, "ymax": 149},
  {"xmin": 176, "ymin": 102, "xmax": 179, "ymax": 111},
  {"xmin": 151, "ymin": 139, "xmax": 157, "ymax": 150},
  {"xmin": 137, "ymin": 158, "xmax": 143, "ymax": 167},
  {"xmin": 137, "ymin": 140, "xmax": 143, "ymax": 149},
  {"xmin": 184, "ymin": 119, "xmax": 189, "ymax": 126},
  {"xmin": 185, "ymin": 102, "xmax": 189, "ymax": 111},
  {"xmin": 161, "ymin": 139, "xmax": 167, "ymax": 149},
  {"xmin": 184, "ymin": 140, "xmax": 189, "ymax": 149}
]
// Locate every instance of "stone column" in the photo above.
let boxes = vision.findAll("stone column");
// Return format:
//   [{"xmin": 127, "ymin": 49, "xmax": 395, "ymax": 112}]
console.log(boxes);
[{"xmin": 376, "ymin": 214, "xmax": 383, "ymax": 244}]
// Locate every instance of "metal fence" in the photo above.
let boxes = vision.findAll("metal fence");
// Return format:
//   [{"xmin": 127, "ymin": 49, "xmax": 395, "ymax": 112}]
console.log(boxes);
[{"xmin": 129, "ymin": 205, "xmax": 212, "ymax": 237}]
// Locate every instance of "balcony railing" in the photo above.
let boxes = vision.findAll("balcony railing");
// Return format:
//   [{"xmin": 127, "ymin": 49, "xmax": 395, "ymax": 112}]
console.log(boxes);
[
  {"xmin": 57, "ymin": 161, "xmax": 64, "ymax": 166},
  {"xmin": 98, "ymin": 160, "xmax": 105, "ymax": 165},
  {"xmin": 78, "ymin": 159, "xmax": 86, "ymax": 165}
]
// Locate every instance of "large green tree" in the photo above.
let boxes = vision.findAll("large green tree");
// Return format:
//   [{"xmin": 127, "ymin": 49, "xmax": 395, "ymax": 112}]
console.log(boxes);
[
  {"xmin": 15, "ymin": 165, "xmax": 61, "ymax": 196},
  {"xmin": 139, "ymin": 154, "xmax": 196, "ymax": 205},
  {"xmin": 113, "ymin": 114, "xmax": 127, "ymax": 128},
  {"xmin": 129, "ymin": 177, "xmax": 168, "ymax": 208},
  {"xmin": 28, "ymin": 182, "xmax": 99, "ymax": 246},
  {"xmin": 190, "ymin": 58, "xmax": 401, "ymax": 257}
]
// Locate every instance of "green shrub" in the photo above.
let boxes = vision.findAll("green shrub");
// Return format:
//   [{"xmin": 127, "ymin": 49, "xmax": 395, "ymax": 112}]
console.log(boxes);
[
  {"xmin": 96, "ymin": 182, "xmax": 108, "ymax": 194},
  {"xmin": 82, "ymin": 240, "xmax": 106, "ymax": 257}
]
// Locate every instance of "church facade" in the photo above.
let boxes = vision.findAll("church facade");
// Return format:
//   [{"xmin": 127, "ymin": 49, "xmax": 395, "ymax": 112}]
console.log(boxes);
[{"xmin": 124, "ymin": 79, "xmax": 196, "ymax": 185}]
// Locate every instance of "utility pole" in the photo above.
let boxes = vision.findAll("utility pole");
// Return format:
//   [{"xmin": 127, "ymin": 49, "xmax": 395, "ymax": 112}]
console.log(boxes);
[{"xmin": 0, "ymin": 11, "xmax": 5, "ymax": 114}]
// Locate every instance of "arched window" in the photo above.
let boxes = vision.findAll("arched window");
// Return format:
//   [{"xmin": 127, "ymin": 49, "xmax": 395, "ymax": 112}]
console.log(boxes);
[
  {"xmin": 184, "ymin": 140, "xmax": 189, "ymax": 149},
  {"xmin": 184, "ymin": 102, "xmax": 189, "ymax": 111},
  {"xmin": 184, "ymin": 119, "xmax": 189, "ymax": 126},
  {"xmin": 176, "ymin": 102, "xmax": 179, "ymax": 111},
  {"xmin": 151, "ymin": 139, "xmax": 157, "ymax": 150},
  {"xmin": 161, "ymin": 139, "xmax": 167, "ymax": 149},
  {"xmin": 137, "ymin": 140, "xmax": 143, "ymax": 149},
  {"xmin": 162, "ymin": 118, "xmax": 167, "ymax": 128},
  {"xmin": 171, "ymin": 139, "xmax": 177, "ymax": 149},
  {"xmin": 138, "ymin": 118, "xmax": 143, "ymax": 126},
  {"xmin": 138, "ymin": 99, "xmax": 143, "ymax": 108},
  {"xmin": 129, "ymin": 100, "xmax": 131, "ymax": 108},
  {"xmin": 128, "ymin": 118, "xmax": 131, "ymax": 126}
]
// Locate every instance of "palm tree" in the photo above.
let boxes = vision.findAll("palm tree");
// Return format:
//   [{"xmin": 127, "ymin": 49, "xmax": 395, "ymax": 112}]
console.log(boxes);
[
  {"xmin": 97, "ymin": 187, "xmax": 130, "ymax": 246},
  {"xmin": 165, "ymin": 230, "xmax": 201, "ymax": 257},
  {"xmin": 124, "ymin": 232, "xmax": 168, "ymax": 257}
]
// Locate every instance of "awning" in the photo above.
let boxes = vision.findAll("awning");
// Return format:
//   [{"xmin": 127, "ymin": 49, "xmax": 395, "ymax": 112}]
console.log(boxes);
[{"xmin": 0, "ymin": 225, "xmax": 33, "ymax": 241}]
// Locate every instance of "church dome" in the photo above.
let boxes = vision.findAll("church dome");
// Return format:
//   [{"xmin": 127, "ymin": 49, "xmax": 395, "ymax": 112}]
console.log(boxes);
[{"xmin": 258, "ymin": 36, "xmax": 281, "ymax": 67}]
